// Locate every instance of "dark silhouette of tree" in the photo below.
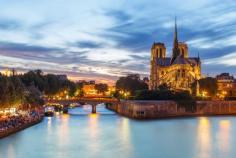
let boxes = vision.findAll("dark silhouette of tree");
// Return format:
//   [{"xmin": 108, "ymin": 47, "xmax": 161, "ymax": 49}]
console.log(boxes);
[
  {"xmin": 95, "ymin": 83, "xmax": 108, "ymax": 95},
  {"xmin": 0, "ymin": 70, "xmax": 79, "ymax": 109},
  {"xmin": 25, "ymin": 84, "xmax": 44, "ymax": 106},
  {"xmin": 116, "ymin": 74, "xmax": 148, "ymax": 96},
  {"xmin": 192, "ymin": 77, "xmax": 218, "ymax": 97}
]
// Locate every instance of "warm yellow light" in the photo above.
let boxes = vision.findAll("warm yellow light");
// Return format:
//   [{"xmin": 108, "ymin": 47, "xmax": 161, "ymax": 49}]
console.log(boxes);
[
  {"xmin": 222, "ymin": 91, "xmax": 227, "ymax": 95},
  {"xmin": 202, "ymin": 91, "xmax": 207, "ymax": 97}
]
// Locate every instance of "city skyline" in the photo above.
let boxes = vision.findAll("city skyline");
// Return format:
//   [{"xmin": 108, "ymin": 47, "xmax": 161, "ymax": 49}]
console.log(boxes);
[{"xmin": 0, "ymin": 0, "xmax": 236, "ymax": 84}]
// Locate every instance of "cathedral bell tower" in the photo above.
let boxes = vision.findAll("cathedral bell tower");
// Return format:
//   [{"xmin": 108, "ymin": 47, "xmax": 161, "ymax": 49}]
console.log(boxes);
[{"xmin": 150, "ymin": 42, "xmax": 166, "ymax": 90}]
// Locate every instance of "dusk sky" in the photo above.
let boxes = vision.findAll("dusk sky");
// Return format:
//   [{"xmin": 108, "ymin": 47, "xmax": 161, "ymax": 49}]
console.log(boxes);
[{"xmin": 0, "ymin": 0, "xmax": 236, "ymax": 84}]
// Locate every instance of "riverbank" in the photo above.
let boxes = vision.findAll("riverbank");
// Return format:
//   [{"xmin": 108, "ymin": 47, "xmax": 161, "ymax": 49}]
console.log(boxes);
[
  {"xmin": 107, "ymin": 100, "xmax": 236, "ymax": 119},
  {"xmin": 0, "ymin": 117, "xmax": 43, "ymax": 139},
  {"xmin": 0, "ymin": 109, "xmax": 44, "ymax": 139}
]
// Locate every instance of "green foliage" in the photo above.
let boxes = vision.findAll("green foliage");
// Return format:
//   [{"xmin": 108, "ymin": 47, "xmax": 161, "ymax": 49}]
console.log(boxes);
[
  {"xmin": 192, "ymin": 77, "xmax": 218, "ymax": 96},
  {"xmin": 95, "ymin": 83, "xmax": 108, "ymax": 94},
  {"xmin": 20, "ymin": 70, "xmax": 46, "ymax": 92},
  {"xmin": 25, "ymin": 84, "xmax": 44, "ymax": 106},
  {"xmin": 116, "ymin": 74, "xmax": 148, "ymax": 96},
  {"xmin": 20, "ymin": 70, "xmax": 78, "ymax": 97},
  {"xmin": 0, "ymin": 70, "xmax": 79, "ymax": 109},
  {"xmin": 0, "ymin": 75, "xmax": 25, "ymax": 108},
  {"xmin": 44, "ymin": 74, "xmax": 61, "ymax": 95},
  {"xmin": 173, "ymin": 91, "xmax": 196, "ymax": 112},
  {"xmin": 110, "ymin": 90, "xmax": 119, "ymax": 98}
]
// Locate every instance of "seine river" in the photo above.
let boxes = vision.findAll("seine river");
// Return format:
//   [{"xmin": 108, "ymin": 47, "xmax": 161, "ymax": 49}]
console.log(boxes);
[{"xmin": 1, "ymin": 105, "xmax": 236, "ymax": 158}]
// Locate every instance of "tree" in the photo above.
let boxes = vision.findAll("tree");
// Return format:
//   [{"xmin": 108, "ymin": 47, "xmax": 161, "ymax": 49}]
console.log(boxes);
[
  {"xmin": 95, "ymin": 83, "xmax": 108, "ymax": 95},
  {"xmin": 0, "ymin": 75, "xmax": 11, "ymax": 108},
  {"xmin": 20, "ymin": 70, "xmax": 47, "ymax": 92},
  {"xmin": 10, "ymin": 76, "xmax": 26, "ymax": 107},
  {"xmin": 44, "ymin": 74, "xmax": 61, "ymax": 95},
  {"xmin": 116, "ymin": 74, "xmax": 148, "ymax": 96},
  {"xmin": 192, "ymin": 77, "xmax": 218, "ymax": 97},
  {"xmin": 0, "ymin": 75, "xmax": 26, "ymax": 108},
  {"xmin": 25, "ymin": 84, "xmax": 44, "ymax": 106}
]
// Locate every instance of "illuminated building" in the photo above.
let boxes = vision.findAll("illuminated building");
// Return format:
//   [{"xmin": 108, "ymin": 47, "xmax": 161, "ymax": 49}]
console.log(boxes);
[
  {"xmin": 216, "ymin": 73, "xmax": 236, "ymax": 97},
  {"xmin": 150, "ymin": 19, "xmax": 201, "ymax": 91},
  {"xmin": 83, "ymin": 84, "xmax": 98, "ymax": 96}
]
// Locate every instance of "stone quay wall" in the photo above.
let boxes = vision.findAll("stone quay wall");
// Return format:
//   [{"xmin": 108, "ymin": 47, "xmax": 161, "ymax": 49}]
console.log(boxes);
[{"xmin": 107, "ymin": 100, "xmax": 236, "ymax": 119}]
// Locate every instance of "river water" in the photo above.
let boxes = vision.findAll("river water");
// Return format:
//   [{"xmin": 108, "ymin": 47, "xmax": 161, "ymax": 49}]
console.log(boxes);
[{"xmin": 1, "ymin": 105, "xmax": 236, "ymax": 158}]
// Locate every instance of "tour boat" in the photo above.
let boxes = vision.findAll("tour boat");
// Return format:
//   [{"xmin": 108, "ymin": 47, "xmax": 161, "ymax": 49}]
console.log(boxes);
[{"xmin": 44, "ymin": 107, "xmax": 54, "ymax": 117}]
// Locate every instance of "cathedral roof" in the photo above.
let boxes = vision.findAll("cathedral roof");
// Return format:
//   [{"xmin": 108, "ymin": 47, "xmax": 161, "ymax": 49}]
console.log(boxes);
[
  {"xmin": 156, "ymin": 57, "xmax": 200, "ymax": 66},
  {"xmin": 156, "ymin": 58, "xmax": 171, "ymax": 66},
  {"xmin": 172, "ymin": 55, "xmax": 189, "ymax": 65}
]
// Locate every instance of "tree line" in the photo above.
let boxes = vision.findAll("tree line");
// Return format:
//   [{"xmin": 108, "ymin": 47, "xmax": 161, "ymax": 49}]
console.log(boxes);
[{"xmin": 0, "ymin": 70, "xmax": 78, "ymax": 109}]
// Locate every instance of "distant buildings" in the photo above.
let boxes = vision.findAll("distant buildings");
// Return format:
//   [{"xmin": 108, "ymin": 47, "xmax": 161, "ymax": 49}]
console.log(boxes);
[
  {"xmin": 83, "ymin": 84, "xmax": 97, "ymax": 96},
  {"xmin": 216, "ymin": 73, "xmax": 236, "ymax": 98},
  {"xmin": 80, "ymin": 80, "xmax": 114, "ymax": 97},
  {"xmin": 150, "ymin": 19, "xmax": 201, "ymax": 91},
  {"xmin": 0, "ymin": 68, "xmax": 17, "ymax": 76}
]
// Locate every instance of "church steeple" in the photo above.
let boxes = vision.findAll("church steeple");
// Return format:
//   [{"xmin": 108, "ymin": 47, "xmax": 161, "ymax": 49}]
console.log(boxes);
[
  {"xmin": 174, "ymin": 17, "xmax": 178, "ymax": 46},
  {"xmin": 171, "ymin": 17, "xmax": 180, "ymax": 64}
]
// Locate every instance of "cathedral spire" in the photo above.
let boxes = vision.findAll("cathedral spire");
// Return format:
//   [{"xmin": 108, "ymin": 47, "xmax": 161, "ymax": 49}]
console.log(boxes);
[
  {"xmin": 174, "ymin": 16, "xmax": 178, "ymax": 45},
  {"xmin": 171, "ymin": 17, "xmax": 180, "ymax": 64},
  {"xmin": 197, "ymin": 52, "xmax": 200, "ymax": 64}
]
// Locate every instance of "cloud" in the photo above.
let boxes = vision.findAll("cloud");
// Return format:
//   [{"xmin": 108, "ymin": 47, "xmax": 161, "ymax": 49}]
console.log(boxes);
[
  {"xmin": 0, "ymin": 19, "xmax": 21, "ymax": 30},
  {"xmin": 71, "ymin": 41, "xmax": 103, "ymax": 49},
  {"xmin": 204, "ymin": 52, "xmax": 236, "ymax": 66},
  {"xmin": 1, "ymin": 0, "xmax": 236, "ymax": 83}
]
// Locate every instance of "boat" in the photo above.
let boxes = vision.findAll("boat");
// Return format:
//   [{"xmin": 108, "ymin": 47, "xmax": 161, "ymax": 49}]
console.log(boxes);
[
  {"xmin": 62, "ymin": 108, "xmax": 68, "ymax": 114},
  {"xmin": 44, "ymin": 106, "xmax": 54, "ymax": 117}
]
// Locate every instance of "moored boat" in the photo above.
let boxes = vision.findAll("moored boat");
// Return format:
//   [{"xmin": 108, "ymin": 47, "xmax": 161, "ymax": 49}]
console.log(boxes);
[{"xmin": 44, "ymin": 107, "xmax": 54, "ymax": 117}]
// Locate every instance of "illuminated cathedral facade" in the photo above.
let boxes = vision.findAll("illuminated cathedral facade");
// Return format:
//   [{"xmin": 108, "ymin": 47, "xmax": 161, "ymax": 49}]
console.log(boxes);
[{"xmin": 150, "ymin": 20, "xmax": 201, "ymax": 92}]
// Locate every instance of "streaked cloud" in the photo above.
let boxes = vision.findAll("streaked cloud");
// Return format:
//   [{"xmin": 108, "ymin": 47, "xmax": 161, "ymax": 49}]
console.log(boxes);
[{"xmin": 0, "ymin": 0, "xmax": 236, "ymax": 83}]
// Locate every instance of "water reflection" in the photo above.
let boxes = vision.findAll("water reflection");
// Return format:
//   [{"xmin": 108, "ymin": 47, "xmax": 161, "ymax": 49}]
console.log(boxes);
[
  {"xmin": 1, "ymin": 107, "xmax": 236, "ymax": 158},
  {"xmin": 88, "ymin": 113, "xmax": 100, "ymax": 156},
  {"xmin": 7, "ymin": 144, "xmax": 15, "ymax": 158},
  {"xmin": 196, "ymin": 117, "xmax": 212, "ymax": 158},
  {"xmin": 47, "ymin": 117, "xmax": 52, "ymax": 135},
  {"xmin": 57, "ymin": 114, "xmax": 70, "ymax": 146},
  {"xmin": 118, "ymin": 118, "xmax": 133, "ymax": 157},
  {"xmin": 218, "ymin": 120, "xmax": 231, "ymax": 153}
]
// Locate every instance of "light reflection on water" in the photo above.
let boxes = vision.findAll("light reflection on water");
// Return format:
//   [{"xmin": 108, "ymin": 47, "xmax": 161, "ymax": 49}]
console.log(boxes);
[
  {"xmin": 1, "ymin": 106, "xmax": 236, "ymax": 158},
  {"xmin": 218, "ymin": 120, "xmax": 231, "ymax": 154},
  {"xmin": 196, "ymin": 117, "xmax": 212, "ymax": 158},
  {"xmin": 88, "ymin": 113, "xmax": 100, "ymax": 157}
]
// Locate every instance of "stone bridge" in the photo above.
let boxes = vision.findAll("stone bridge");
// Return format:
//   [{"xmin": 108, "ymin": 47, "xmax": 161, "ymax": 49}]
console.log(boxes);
[{"xmin": 45, "ymin": 98, "xmax": 120, "ymax": 113}]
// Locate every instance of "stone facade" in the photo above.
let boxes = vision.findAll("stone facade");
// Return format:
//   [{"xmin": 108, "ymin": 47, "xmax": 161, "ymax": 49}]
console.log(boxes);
[
  {"xmin": 107, "ymin": 100, "xmax": 236, "ymax": 119},
  {"xmin": 150, "ymin": 20, "xmax": 201, "ymax": 91},
  {"xmin": 216, "ymin": 73, "xmax": 236, "ymax": 97}
]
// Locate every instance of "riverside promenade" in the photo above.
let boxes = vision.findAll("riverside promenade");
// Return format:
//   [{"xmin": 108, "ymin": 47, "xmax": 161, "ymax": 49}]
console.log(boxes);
[
  {"xmin": 0, "ymin": 108, "xmax": 44, "ymax": 139},
  {"xmin": 107, "ymin": 100, "xmax": 236, "ymax": 119}
]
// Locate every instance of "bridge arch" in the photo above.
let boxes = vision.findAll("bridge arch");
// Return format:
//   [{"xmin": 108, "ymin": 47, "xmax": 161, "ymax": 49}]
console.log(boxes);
[{"xmin": 45, "ymin": 98, "xmax": 119, "ymax": 114}]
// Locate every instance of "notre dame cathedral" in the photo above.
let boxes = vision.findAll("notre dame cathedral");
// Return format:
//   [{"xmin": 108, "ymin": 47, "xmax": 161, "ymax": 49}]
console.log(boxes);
[{"xmin": 149, "ymin": 19, "xmax": 201, "ymax": 92}]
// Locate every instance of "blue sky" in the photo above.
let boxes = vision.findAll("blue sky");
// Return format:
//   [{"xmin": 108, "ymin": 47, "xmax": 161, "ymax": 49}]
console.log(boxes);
[{"xmin": 0, "ymin": 0, "xmax": 236, "ymax": 84}]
